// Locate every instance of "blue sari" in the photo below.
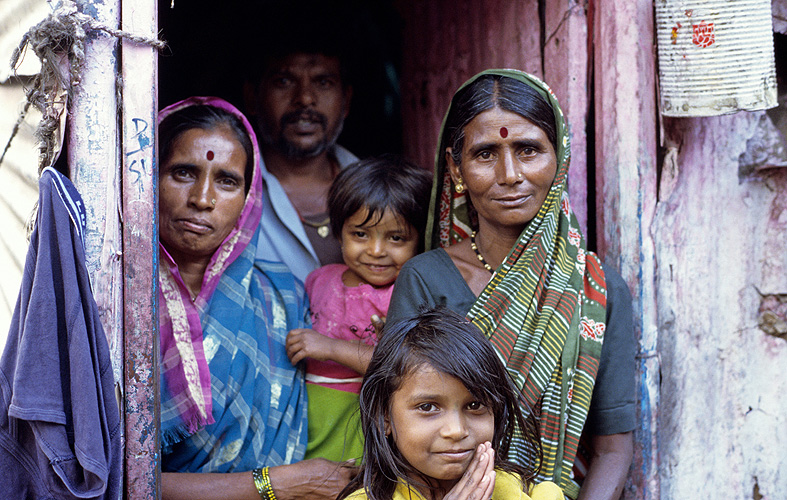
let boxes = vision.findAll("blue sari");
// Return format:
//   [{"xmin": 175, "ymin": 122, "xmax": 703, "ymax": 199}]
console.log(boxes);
[
  {"xmin": 162, "ymin": 233, "xmax": 309, "ymax": 471},
  {"xmin": 158, "ymin": 97, "xmax": 309, "ymax": 472}
]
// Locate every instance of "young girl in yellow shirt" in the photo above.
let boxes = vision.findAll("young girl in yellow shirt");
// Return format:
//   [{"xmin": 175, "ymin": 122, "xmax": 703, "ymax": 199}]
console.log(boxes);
[{"xmin": 339, "ymin": 308, "xmax": 563, "ymax": 500}]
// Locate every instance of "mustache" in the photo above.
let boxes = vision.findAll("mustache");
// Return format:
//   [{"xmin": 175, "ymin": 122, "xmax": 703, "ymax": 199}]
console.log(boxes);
[{"xmin": 280, "ymin": 108, "xmax": 327, "ymax": 127}]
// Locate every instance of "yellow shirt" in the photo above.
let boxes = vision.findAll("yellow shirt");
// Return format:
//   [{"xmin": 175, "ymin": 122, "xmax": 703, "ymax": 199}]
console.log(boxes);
[{"xmin": 346, "ymin": 471, "xmax": 563, "ymax": 500}]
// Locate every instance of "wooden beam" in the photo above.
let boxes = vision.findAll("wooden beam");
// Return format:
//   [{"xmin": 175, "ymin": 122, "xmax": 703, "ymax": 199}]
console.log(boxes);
[
  {"xmin": 121, "ymin": 0, "xmax": 160, "ymax": 498},
  {"xmin": 593, "ymin": 0, "xmax": 659, "ymax": 498}
]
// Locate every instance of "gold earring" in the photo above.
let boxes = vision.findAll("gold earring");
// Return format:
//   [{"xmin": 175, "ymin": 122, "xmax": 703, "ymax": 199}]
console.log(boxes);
[{"xmin": 455, "ymin": 180, "xmax": 465, "ymax": 194}]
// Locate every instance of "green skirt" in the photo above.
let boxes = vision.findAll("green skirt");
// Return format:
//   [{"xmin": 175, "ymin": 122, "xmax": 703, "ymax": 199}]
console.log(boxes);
[{"xmin": 304, "ymin": 383, "xmax": 364, "ymax": 461}]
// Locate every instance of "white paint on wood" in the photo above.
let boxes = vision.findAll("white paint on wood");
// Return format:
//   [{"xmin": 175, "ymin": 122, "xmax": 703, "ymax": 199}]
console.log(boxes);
[{"xmin": 68, "ymin": 0, "xmax": 123, "ymax": 383}]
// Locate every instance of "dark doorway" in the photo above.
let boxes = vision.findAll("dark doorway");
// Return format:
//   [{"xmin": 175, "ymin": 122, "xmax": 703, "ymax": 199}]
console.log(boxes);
[{"xmin": 158, "ymin": 0, "xmax": 404, "ymax": 159}]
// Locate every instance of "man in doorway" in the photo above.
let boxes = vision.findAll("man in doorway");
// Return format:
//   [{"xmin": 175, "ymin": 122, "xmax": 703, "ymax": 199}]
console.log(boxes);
[{"xmin": 244, "ymin": 49, "xmax": 357, "ymax": 282}]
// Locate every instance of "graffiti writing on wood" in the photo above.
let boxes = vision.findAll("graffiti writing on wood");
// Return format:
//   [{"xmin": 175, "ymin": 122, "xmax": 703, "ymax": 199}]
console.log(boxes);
[
  {"xmin": 129, "ymin": 159, "xmax": 148, "ymax": 194},
  {"xmin": 127, "ymin": 118, "xmax": 152, "ymax": 195}
]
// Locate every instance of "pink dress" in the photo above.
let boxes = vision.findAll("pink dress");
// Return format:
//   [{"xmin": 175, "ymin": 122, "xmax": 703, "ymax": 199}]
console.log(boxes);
[{"xmin": 305, "ymin": 263, "xmax": 393, "ymax": 394}]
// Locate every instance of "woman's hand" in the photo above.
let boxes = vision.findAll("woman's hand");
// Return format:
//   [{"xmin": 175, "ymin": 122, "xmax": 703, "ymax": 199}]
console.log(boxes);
[
  {"xmin": 285, "ymin": 328, "xmax": 335, "ymax": 364},
  {"xmin": 269, "ymin": 458, "xmax": 357, "ymax": 500},
  {"xmin": 161, "ymin": 459, "xmax": 356, "ymax": 500},
  {"xmin": 443, "ymin": 442, "xmax": 496, "ymax": 500}
]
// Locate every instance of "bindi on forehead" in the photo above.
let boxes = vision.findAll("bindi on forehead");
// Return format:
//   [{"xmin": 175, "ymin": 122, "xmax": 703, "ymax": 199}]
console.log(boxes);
[
  {"xmin": 500, "ymin": 127, "xmax": 508, "ymax": 138},
  {"xmin": 206, "ymin": 150, "xmax": 214, "ymax": 161}
]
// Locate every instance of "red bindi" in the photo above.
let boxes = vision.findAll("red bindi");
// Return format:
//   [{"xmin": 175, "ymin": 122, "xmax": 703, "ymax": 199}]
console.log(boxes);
[
  {"xmin": 500, "ymin": 127, "xmax": 508, "ymax": 138},
  {"xmin": 206, "ymin": 150, "xmax": 214, "ymax": 160}
]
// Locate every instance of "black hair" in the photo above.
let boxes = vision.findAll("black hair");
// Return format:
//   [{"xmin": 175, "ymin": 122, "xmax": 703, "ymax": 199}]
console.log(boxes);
[
  {"xmin": 159, "ymin": 104, "xmax": 254, "ymax": 194},
  {"xmin": 443, "ymin": 74, "xmax": 557, "ymax": 167},
  {"xmin": 328, "ymin": 154, "xmax": 432, "ymax": 252},
  {"xmin": 339, "ymin": 307, "xmax": 542, "ymax": 500}
]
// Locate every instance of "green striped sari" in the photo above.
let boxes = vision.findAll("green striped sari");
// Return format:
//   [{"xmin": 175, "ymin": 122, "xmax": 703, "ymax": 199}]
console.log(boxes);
[{"xmin": 427, "ymin": 69, "xmax": 607, "ymax": 499}]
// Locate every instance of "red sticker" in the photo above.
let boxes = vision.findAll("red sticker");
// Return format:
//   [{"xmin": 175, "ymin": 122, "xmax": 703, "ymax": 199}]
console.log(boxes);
[
  {"xmin": 500, "ymin": 127, "xmax": 508, "ymax": 138},
  {"xmin": 692, "ymin": 21, "xmax": 714, "ymax": 48},
  {"xmin": 206, "ymin": 150, "xmax": 214, "ymax": 160}
]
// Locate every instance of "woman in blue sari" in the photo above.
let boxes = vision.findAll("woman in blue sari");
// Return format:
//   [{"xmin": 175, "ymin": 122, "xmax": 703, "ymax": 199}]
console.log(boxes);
[{"xmin": 157, "ymin": 97, "xmax": 353, "ymax": 500}]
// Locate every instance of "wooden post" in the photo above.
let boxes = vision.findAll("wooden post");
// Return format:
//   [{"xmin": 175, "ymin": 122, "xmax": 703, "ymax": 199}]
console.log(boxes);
[
  {"xmin": 121, "ymin": 0, "xmax": 160, "ymax": 498},
  {"xmin": 66, "ymin": 0, "xmax": 160, "ymax": 497},
  {"xmin": 593, "ymin": 1, "xmax": 659, "ymax": 499},
  {"xmin": 67, "ymin": 0, "xmax": 124, "ymax": 408}
]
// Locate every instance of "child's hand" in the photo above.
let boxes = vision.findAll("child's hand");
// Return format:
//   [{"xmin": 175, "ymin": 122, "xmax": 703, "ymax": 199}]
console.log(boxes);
[
  {"xmin": 371, "ymin": 314, "xmax": 386, "ymax": 335},
  {"xmin": 286, "ymin": 328, "xmax": 335, "ymax": 365},
  {"xmin": 443, "ymin": 442, "xmax": 496, "ymax": 500}
]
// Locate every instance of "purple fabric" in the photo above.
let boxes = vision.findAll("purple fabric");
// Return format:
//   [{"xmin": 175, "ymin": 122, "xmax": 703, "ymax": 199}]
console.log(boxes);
[
  {"xmin": 0, "ymin": 167, "xmax": 121, "ymax": 499},
  {"xmin": 157, "ymin": 96, "xmax": 265, "ymax": 441},
  {"xmin": 305, "ymin": 263, "xmax": 391, "ymax": 393}
]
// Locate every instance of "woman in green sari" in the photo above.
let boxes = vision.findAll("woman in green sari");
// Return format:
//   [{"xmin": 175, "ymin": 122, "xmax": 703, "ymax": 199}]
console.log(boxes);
[{"xmin": 386, "ymin": 69, "xmax": 636, "ymax": 500}]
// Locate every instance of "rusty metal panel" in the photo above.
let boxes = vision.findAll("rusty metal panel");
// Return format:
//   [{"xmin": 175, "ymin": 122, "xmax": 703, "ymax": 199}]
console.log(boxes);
[
  {"xmin": 121, "ymin": 0, "xmax": 160, "ymax": 498},
  {"xmin": 655, "ymin": 0, "xmax": 777, "ymax": 117}
]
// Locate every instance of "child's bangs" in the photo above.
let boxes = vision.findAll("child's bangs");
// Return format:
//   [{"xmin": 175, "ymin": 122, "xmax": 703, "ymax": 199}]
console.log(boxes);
[{"xmin": 395, "ymin": 330, "xmax": 504, "ymax": 408}]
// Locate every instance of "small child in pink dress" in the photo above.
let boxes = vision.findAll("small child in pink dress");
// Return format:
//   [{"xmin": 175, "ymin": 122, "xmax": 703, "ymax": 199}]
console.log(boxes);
[{"xmin": 285, "ymin": 155, "xmax": 432, "ymax": 461}]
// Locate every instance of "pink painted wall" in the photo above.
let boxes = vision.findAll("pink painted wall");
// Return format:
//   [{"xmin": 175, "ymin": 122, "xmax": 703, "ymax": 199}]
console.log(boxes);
[
  {"xmin": 656, "ymin": 113, "xmax": 787, "ymax": 498},
  {"xmin": 398, "ymin": 0, "xmax": 541, "ymax": 168}
]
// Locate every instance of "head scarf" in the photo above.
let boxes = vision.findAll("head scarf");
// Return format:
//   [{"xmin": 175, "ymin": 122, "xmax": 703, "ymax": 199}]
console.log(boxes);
[
  {"xmin": 430, "ymin": 70, "xmax": 607, "ymax": 498},
  {"xmin": 157, "ymin": 97, "xmax": 307, "ymax": 470}
]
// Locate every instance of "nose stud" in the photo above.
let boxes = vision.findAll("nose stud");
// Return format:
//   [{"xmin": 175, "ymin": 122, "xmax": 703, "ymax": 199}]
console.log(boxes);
[
  {"xmin": 517, "ymin": 173, "xmax": 523, "ymax": 181},
  {"xmin": 211, "ymin": 198, "xmax": 216, "ymax": 206}
]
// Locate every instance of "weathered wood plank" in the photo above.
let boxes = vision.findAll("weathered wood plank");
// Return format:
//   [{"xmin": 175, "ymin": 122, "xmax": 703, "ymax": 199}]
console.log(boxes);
[
  {"xmin": 121, "ymin": 0, "xmax": 160, "ymax": 498},
  {"xmin": 544, "ymin": 0, "xmax": 590, "ymax": 234},
  {"xmin": 68, "ymin": 0, "xmax": 123, "ymax": 382},
  {"xmin": 398, "ymin": 0, "xmax": 542, "ymax": 172},
  {"xmin": 67, "ymin": 2, "xmax": 123, "ymax": 498},
  {"xmin": 593, "ymin": 1, "xmax": 659, "ymax": 499}
]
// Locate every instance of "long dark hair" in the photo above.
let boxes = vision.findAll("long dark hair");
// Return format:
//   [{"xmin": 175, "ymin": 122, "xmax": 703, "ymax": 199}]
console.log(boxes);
[
  {"xmin": 159, "ymin": 104, "xmax": 255, "ymax": 194},
  {"xmin": 443, "ymin": 74, "xmax": 557, "ymax": 167},
  {"xmin": 339, "ymin": 307, "xmax": 542, "ymax": 500},
  {"xmin": 328, "ymin": 154, "xmax": 432, "ymax": 252}
]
